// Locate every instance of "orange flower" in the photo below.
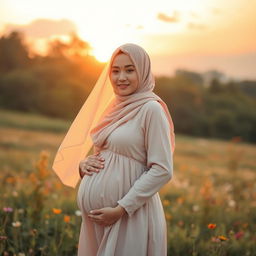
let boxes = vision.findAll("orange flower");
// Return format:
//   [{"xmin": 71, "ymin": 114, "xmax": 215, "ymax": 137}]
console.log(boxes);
[
  {"xmin": 6, "ymin": 177, "xmax": 16, "ymax": 184},
  {"xmin": 218, "ymin": 235, "xmax": 228, "ymax": 241},
  {"xmin": 64, "ymin": 215, "xmax": 71, "ymax": 223},
  {"xmin": 208, "ymin": 223, "xmax": 217, "ymax": 229},
  {"xmin": 163, "ymin": 199, "xmax": 171, "ymax": 207},
  {"xmin": 231, "ymin": 136, "xmax": 242, "ymax": 143},
  {"xmin": 52, "ymin": 208, "xmax": 62, "ymax": 214},
  {"xmin": 177, "ymin": 197, "xmax": 185, "ymax": 204},
  {"xmin": 165, "ymin": 213, "xmax": 172, "ymax": 221}
]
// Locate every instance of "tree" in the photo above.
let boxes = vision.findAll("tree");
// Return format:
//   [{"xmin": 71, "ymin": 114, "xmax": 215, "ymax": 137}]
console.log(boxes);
[{"xmin": 0, "ymin": 31, "xmax": 31, "ymax": 72}]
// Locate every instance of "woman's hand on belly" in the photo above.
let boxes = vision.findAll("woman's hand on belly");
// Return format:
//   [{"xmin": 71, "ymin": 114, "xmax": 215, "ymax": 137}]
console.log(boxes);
[
  {"xmin": 87, "ymin": 205, "xmax": 127, "ymax": 226},
  {"xmin": 79, "ymin": 152, "xmax": 105, "ymax": 178}
]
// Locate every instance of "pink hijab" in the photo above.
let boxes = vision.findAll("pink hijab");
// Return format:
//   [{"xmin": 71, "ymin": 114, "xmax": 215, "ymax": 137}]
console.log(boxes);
[{"xmin": 52, "ymin": 43, "xmax": 175, "ymax": 188}]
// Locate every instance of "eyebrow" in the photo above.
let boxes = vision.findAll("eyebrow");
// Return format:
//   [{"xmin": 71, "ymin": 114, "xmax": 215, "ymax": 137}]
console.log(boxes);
[{"xmin": 111, "ymin": 64, "xmax": 135, "ymax": 69}]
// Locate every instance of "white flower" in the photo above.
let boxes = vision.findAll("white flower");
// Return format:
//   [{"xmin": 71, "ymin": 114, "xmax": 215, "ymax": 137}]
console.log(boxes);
[
  {"xmin": 18, "ymin": 208, "xmax": 24, "ymax": 214},
  {"xmin": 192, "ymin": 205, "xmax": 200, "ymax": 212},
  {"xmin": 75, "ymin": 210, "xmax": 82, "ymax": 216},
  {"xmin": 12, "ymin": 191, "xmax": 18, "ymax": 197},
  {"xmin": 12, "ymin": 221, "xmax": 22, "ymax": 227},
  {"xmin": 228, "ymin": 199, "xmax": 236, "ymax": 208}
]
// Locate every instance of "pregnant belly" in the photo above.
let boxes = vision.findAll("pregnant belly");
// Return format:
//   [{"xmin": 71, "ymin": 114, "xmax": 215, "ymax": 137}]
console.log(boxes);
[{"xmin": 77, "ymin": 150, "xmax": 147, "ymax": 214}]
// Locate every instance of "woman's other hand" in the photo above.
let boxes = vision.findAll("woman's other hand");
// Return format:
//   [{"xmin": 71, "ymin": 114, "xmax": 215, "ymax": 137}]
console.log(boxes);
[
  {"xmin": 79, "ymin": 152, "xmax": 105, "ymax": 178},
  {"xmin": 88, "ymin": 205, "xmax": 127, "ymax": 226}
]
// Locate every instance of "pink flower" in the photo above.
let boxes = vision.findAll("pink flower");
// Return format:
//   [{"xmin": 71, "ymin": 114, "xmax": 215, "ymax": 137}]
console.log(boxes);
[
  {"xmin": 234, "ymin": 231, "xmax": 244, "ymax": 240},
  {"xmin": 3, "ymin": 207, "xmax": 13, "ymax": 213}
]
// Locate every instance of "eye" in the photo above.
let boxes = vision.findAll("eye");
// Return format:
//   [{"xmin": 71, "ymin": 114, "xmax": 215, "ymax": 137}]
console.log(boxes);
[
  {"xmin": 126, "ymin": 69, "xmax": 135, "ymax": 73},
  {"xmin": 111, "ymin": 69, "xmax": 119, "ymax": 74}
]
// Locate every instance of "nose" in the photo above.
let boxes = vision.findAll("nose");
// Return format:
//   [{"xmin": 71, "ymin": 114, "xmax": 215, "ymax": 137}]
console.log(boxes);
[{"xmin": 118, "ymin": 71, "xmax": 127, "ymax": 81}]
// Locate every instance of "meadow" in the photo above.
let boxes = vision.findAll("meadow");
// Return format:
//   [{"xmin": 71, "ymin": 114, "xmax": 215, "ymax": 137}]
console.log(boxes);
[{"xmin": 0, "ymin": 109, "xmax": 255, "ymax": 256}]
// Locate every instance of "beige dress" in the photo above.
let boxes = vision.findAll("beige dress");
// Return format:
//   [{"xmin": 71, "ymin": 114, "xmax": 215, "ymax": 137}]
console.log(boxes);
[{"xmin": 77, "ymin": 100, "xmax": 173, "ymax": 256}]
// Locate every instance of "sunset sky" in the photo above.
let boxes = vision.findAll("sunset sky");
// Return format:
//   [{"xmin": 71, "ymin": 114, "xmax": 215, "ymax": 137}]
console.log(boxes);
[{"xmin": 0, "ymin": 0, "xmax": 256, "ymax": 80}]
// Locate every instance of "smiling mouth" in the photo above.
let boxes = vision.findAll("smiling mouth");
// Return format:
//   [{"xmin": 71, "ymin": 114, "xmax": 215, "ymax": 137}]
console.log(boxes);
[{"xmin": 117, "ymin": 84, "xmax": 130, "ymax": 89}]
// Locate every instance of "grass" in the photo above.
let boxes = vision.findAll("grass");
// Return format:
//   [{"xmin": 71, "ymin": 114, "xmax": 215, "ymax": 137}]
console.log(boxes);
[{"xmin": 0, "ymin": 108, "xmax": 255, "ymax": 255}]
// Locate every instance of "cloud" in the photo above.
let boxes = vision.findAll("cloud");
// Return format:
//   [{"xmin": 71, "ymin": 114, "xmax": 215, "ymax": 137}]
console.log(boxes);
[
  {"xmin": 157, "ymin": 12, "xmax": 179, "ymax": 23},
  {"xmin": 3, "ymin": 19, "xmax": 77, "ymax": 38},
  {"xmin": 187, "ymin": 22, "xmax": 207, "ymax": 30}
]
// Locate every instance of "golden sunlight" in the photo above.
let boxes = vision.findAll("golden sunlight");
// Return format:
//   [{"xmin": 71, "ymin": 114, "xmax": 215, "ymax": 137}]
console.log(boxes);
[{"xmin": 92, "ymin": 48, "xmax": 110, "ymax": 63}]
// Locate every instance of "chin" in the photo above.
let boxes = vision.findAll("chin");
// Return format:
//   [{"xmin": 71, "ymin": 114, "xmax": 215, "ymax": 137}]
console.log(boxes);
[{"xmin": 115, "ymin": 89, "xmax": 135, "ymax": 96}]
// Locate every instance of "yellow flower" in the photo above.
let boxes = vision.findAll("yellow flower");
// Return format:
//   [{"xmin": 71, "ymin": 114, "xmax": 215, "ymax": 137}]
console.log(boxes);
[
  {"xmin": 45, "ymin": 214, "xmax": 50, "ymax": 219},
  {"xmin": 52, "ymin": 208, "xmax": 62, "ymax": 214},
  {"xmin": 218, "ymin": 235, "xmax": 228, "ymax": 241},
  {"xmin": 64, "ymin": 215, "xmax": 71, "ymax": 223},
  {"xmin": 163, "ymin": 199, "xmax": 171, "ymax": 207},
  {"xmin": 208, "ymin": 223, "xmax": 217, "ymax": 229}
]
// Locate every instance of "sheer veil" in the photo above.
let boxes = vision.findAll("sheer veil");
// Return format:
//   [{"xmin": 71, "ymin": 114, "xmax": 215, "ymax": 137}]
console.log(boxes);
[{"xmin": 52, "ymin": 43, "xmax": 175, "ymax": 188}]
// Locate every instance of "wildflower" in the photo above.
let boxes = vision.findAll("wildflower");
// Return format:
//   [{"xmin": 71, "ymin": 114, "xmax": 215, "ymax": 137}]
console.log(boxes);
[
  {"xmin": 211, "ymin": 236, "xmax": 220, "ymax": 243},
  {"xmin": 12, "ymin": 191, "xmax": 18, "ymax": 197},
  {"xmin": 228, "ymin": 230, "xmax": 235, "ymax": 236},
  {"xmin": 45, "ymin": 214, "xmax": 50, "ymax": 219},
  {"xmin": 191, "ymin": 223, "xmax": 195, "ymax": 229},
  {"xmin": 208, "ymin": 223, "xmax": 217, "ymax": 229},
  {"xmin": 30, "ymin": 229, "xmax": 38, "ymax": 236},
  {"xmin": 12, "ymin": 221, "xmax": 22, "ymax": 227},
  {"xmin": 75, "ymin": 210, "xmax": 82, "ymax": 216},
  {"xmin": 231, "ymin": 136, "xmax": 242, "ymax": 143},
  {"xmin": 6, "ymin": 177, "xmax": 15, "ymax": 184},
  {"xmin": 163, "ymin": 199, "xmax": 171, "ymax": 207},
  {"xmin": 218, "ymin": 235, "xmax": 228, "ymax": 241},
  {"xmin": 165, "ymin": 213, "xmax": 172, "ymax": 221},
  {"xmin": 52, "ymin": 193, "xmax": 58, "ymax": 199},
  {"xmin": 36, "ymin": 151, "xmax": 50, "ymax": 179},
  {"xmin": 228, "ymin": 200, "xmax": 236, "ymax": 208},
  {"xmin": 0, "ymin": 236, "xmax": 7, "ymax": 241},
  {"xmin": 200, "ymin": 179, "xmax": 213, "ymax": 200},
  {"xmin": 192, "ymin": 205, "xmax": 199, "ymax": 212},
  {"xmin": 18, "ymin": 208, "xmax": 24, "ymax": 214},
  {"xmin": 177, "ymin": 220, "xmax": 184, "ymax": 227},
  {"xmin": 242, "ymin": 223, "xmax": 248, "ymax": 228},
  {"xmin": 3, "ymin": 207, "xmax": 13, "ymax": 213},
  {"xmin": 176, "ymin": 197, "xmax": 185, "ymax": 204},
  {"xmin": 52, "ymin": 208, "xmax": 62, "ymax": 214},
  {"xmin": 234, "ymin": 231, "xmax": 244, "ymax": 240},
  {"xmin": 64, "ymin": 215, "xmax": 71, "ymax": 223}
]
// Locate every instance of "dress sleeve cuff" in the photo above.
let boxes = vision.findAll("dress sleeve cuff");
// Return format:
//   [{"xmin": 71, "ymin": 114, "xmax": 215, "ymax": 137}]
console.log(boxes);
[{"xmin": 117, "ymin": 200, "xmax": 137, "ymax": 217}]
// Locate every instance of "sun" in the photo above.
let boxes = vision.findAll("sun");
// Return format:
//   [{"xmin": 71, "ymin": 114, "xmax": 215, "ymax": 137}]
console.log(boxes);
[{"xmin": 92, "ymin": 48, "xmax": 110, "ymax": 63}]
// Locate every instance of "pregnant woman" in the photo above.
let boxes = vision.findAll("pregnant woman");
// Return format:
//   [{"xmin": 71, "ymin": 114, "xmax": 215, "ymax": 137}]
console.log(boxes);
[{"xmin": 52, "ymin": 43, "xmax": 175, "ymax": 256}]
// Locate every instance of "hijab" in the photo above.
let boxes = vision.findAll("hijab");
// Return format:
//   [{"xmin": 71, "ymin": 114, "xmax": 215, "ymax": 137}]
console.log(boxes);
[{"xmin": 52, "ymin": 43, "xmax": 175, "ymax": 188}]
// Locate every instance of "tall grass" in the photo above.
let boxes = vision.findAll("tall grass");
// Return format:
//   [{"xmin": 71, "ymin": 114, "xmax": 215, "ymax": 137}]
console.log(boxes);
[{"xmin": 0, "ymin": 109, "xmax": 255, "ymax": 255}]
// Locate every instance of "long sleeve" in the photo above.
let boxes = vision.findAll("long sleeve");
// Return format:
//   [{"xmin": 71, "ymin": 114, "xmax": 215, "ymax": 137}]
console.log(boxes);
[{"xmin": 117, "ymin": 101, "xmax": 173, "ymax": 217}]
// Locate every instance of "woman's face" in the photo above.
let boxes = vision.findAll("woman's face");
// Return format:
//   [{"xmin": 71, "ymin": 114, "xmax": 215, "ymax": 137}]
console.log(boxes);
[{"xmin": 110, "ymin": 53, "xmax": 139, "ymax": 96}]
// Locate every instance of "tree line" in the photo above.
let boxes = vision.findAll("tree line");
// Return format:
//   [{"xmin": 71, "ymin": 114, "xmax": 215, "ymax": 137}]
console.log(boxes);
[{"xmin": 0, "ymin": 31, "xmax": 255, "ymax": 143}]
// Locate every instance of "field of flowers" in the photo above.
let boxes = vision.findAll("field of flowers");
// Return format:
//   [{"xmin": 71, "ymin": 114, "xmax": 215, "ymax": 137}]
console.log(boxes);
[{"xmin": 0, "ymin": 110, "xmax": 255, "ymax": 256}]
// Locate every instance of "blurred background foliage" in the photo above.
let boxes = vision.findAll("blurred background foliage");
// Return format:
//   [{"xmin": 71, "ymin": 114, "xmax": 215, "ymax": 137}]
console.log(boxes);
[{"xmin": 0, "ymin": 31, "xmax": 256, "ymax": 143}]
